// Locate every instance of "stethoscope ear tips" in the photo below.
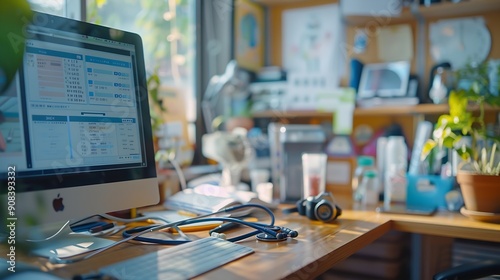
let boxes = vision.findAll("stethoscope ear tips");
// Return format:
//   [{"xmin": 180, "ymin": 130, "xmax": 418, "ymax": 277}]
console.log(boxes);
[
  {"xmin": 255, "ymin": 226, "xmax": 299, "ymax": 242},
  {"xmin": 280, "ymin": 227, "xmax": 299, "ymax": 238}
]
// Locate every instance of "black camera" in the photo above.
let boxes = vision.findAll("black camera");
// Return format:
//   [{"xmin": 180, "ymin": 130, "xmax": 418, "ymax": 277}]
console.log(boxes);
[{"xmin": 284, "ymin": 192, "xmax": 342, "ymax": 222}]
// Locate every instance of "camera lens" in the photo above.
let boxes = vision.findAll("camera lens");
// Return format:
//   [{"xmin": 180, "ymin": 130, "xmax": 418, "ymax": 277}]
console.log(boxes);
[{"xmin": 315, "ymin": 202, "xmax": 333, "ymax": 221}]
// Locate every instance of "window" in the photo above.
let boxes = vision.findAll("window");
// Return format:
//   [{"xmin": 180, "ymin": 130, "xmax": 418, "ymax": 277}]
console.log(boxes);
[
  {"xmin": 88, "ymin": 0, "xmax": 197, "ymax": 165},
  {"xmin": 87, "ymin": 1, "xmax": 196, "ymax": 91},
  {"xmin": 28, "ymin": 0, "xmax": 65, "ymax": 17}
]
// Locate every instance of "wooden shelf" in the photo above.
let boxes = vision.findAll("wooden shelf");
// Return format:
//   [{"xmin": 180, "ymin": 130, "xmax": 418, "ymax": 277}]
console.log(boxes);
[
  {"xmin": 343, "ymin": 7, "xmax": 414, "ymax": 26},
  {"xmin": 342, "ymin": 0, "xmax": 500, "ymax": 26},
  {"xmin": 253, "ymin": 0, "xmax": 313, "ymax": 5},
  {"xmin": 252, "ymin": 110, "xmax": 333, "ymax": 118},
  {"xmin": 251, "ymin": 103, "xmax": 500, "ymax": 118},
  {"xmin": 418, "ymin": 0, "xmax": 500, "ymax": 19},
  {"xmin": 256, "ymin": 0, "xmax": 500, "ymax": 24},
  {"xmin": 354, "ymin": 103, "xmax": 450, "ymax": 116}
]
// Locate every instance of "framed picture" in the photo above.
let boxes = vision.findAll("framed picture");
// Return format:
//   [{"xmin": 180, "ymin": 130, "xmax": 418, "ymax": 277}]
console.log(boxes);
[
  {"xmin": 233, "ymin": 0, "xmax": 265, "ymax": 72},
  {"xmin": 282, "ymin": 4, "xmax": 341, "ymax": 74}
]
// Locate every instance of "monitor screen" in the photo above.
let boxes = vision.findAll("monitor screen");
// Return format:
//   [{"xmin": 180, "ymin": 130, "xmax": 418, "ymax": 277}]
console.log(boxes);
[
  {"xmin": 0, "ymin": 12, "xmax": 159, "ymax": 235},
  {"xmin": 357, "ymin": 61, "xmax": 410, "ymax": 99}
]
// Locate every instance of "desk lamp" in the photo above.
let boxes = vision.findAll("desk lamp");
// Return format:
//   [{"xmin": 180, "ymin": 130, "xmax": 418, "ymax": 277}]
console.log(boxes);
[
  {"xmin": 201, "ymin": 60, "xmax": 249, "ymax": 133},
  {"xmin": 200, "ymin": 60, "xmax": 253, "ymax": 189}
]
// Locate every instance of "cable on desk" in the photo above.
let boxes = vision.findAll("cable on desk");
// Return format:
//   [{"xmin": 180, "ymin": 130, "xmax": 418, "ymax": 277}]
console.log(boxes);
[
  {"xmin": 155, "ymin": 149, "xmax": 187, "ymax": 191},
  {"xmin": 25, "ymin": 220, "xmax": 71, "ymax": 242}
]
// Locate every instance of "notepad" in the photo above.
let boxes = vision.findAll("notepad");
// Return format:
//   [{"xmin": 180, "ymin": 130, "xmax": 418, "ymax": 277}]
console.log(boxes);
[{"xmin": 164, "ymin": 184, "xmax": 276, "ymax": 216}]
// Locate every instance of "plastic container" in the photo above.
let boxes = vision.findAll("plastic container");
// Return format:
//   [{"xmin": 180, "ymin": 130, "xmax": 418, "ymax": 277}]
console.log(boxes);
[
  {"xmin": 376, "ymin": 136, "xmax": 387, "ymax": 193},
  {"xmin": 406, "ymin": 174, "xmax": 455, "ymax": 209},
  {"xmin": 384, "ymin": 136, "xmax": 408, "ymax": 207},
  {"xmin": 360, "ymin": 170, "xmax": 380, "ymax": 205},
  {"xmin": 352, "ymin": 156, "xmax": 376, "ymax": 201}
]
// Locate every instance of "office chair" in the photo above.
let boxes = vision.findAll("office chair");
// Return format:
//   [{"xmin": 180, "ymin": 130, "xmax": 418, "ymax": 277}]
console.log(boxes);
[{"xmin": 433, "ymin": 259, "xmax": 500, "ymax": 280}]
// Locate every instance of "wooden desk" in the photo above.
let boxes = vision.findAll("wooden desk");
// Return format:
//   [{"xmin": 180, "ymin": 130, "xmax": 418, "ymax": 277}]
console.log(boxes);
[{"xmin": 16, "ymin": 208, "xmax": 500, "ymax": 279}]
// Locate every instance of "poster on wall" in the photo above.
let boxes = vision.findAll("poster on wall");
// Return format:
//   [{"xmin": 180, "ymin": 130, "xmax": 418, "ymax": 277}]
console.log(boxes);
[
  {"xmin": 234, "ymin": 0, "xmax": 265, "ymax": 72},
  {"xmin": 282, "ymin": 4, "xmax": 342, "ymax": 78}
]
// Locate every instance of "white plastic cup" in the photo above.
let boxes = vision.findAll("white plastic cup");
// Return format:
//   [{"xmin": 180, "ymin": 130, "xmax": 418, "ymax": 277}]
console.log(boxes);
[
  {"xmin": 250, "ymin": 169, "xmax": 270, "ymax": 192},
  {"xmin": 256, "ymin": 182, "xmax": 274, "ymax": 204},
  {"xmin": 302, "ymin": 153, "xmax": 327, "ymax": 198}
]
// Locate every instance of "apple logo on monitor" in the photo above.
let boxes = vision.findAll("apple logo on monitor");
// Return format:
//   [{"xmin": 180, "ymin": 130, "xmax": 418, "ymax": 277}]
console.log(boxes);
[{"xmin": 53, "ymin": 194, "xmax": 65, "ymax": 212}]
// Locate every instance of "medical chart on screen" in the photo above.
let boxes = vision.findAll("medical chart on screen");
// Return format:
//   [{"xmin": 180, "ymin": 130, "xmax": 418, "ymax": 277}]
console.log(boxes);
[{"xmin": 22, "ymin": 39, "xmax": 143, "ymax": 170}]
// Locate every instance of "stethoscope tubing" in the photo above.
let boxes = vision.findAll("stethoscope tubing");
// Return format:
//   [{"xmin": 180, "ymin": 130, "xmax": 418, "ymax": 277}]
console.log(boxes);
[
  {"xmin": 122, "ymin": 203, "xmax": 277, "ymax": 244},
  {"xmin": 49, "ymin": 203, "xmax": 276, "ymax": 264}
]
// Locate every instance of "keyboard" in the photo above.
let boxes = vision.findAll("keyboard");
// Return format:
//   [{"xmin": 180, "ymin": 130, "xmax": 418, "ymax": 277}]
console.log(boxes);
[{"xmin": 99, "ymin": 237, "xmax": 254, "ymax": 280}]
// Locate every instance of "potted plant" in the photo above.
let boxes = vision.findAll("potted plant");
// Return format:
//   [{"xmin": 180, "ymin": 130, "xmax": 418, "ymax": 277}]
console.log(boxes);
[
  {"xmin": 0, "ymin": 0, "xmax": 32, "ymax": 94},
  {"xmin": 422, "ymin": 62, "xmax": 500, "ymax": 214}
]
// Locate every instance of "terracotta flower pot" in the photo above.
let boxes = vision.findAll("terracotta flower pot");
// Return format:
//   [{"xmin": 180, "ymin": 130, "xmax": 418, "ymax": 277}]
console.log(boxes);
[{"xmin": 457, "ymin": 171, "xmax": 500, "ymax": 213}]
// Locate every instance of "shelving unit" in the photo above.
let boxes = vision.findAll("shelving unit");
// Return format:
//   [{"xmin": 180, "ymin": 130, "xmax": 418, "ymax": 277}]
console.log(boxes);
[
  {"xmin": 246, "ymin": 2, "xmax": 500, "ymax": 279},
  {"xmin": 255, "ymin": 0, "xmax": 500, "ymax": 118}
]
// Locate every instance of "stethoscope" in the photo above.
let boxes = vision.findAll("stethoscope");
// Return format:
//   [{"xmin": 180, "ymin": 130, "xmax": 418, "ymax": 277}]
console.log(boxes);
[
  {"xmin": 49, "ymin": 204, "xmax": 298, "ymax": 264},
  {"xmin": 122, "ymin": 204, "xmax": 299, "ymax": 244}
]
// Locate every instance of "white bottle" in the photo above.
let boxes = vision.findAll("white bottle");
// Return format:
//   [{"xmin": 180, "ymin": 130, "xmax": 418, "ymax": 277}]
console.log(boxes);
[
  {"xmin": 384, "ymin": 136, "xmax": 408, "ymax": 207},
  {"xmin": 351, "ymin": 156, "xmax": 376, "ymax": 202},
  {"xmin": 376, "ymin": 137, "xmax": 387, "ymax": 194}
]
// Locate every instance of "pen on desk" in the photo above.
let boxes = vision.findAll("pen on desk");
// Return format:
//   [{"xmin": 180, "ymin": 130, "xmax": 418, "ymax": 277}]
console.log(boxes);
[
  {"xmin": 89, "ymin": 222, "xmax": 115, "ymax": 233},
  {"xmin": 177, "ymin": 210, "xmax": 198, "ymax": 217},
  {"xmin": 209, "ymin": 222, "xmax": 240, "ymax": 235},
  {"xmin": 209, "ymin": 218, "xmax": 259, "ymax": 235},
  {"xmin": 166, "ymin": 222, "xmax": 222, "ymax": 233}
]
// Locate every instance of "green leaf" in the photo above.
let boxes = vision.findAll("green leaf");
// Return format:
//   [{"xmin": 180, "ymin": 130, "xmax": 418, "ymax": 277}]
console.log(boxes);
[
  {"xmin": 456, "ymin": 146, "xmax": 473, "ymax": 161},
  {"xmin": 421, "ymin": 140, "xmax": 437, "ymax": 161},
  {"xmin": 448, "ymin": 90, "xmax": 468, "ymax": 117},
  {"xmin": 442, "ymin": 134, "xmax": 458, "ymax": 149},
  {"xmin": 0, "ymin": 0, "xmax": 33, "ymax": 93},
  {"xmin": 484, "ymin": 95, "xmax": 500, "ymax": 107}
]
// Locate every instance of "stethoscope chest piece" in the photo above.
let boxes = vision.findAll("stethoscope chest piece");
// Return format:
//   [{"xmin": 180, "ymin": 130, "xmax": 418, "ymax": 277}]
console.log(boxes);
[{"xmin": 256, "ymin": 232, "xmax": 287, "ymax": 242}]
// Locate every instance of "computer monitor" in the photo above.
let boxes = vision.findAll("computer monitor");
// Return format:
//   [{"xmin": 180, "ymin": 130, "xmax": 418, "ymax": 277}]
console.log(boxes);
[{"xmin": 0, "ymin": 12, "xmax": 159, "ymax": 245}]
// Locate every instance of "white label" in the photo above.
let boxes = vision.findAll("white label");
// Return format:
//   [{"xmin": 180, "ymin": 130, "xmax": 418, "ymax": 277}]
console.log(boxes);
[{"xmin": 326, "ymin": 162, "xmax": 350, "ymax": 184}]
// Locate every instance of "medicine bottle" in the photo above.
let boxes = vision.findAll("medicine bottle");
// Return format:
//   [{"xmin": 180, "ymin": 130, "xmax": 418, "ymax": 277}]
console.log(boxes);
[
  {"xmin": 352, "ymin": 156, "xmax": 376, "ymax": 202},
  {"xmin": 384, "ymin": 136, "xmax": 408, "ymax": 207},
  {"xmin": 360, "ymin": 170, "xmax": 379, "ymax": 205}
]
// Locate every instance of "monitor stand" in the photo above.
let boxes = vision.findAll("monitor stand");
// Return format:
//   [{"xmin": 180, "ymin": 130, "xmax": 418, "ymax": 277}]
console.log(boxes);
[{"xmin": 23, "ymin": 221, "xmax": 114, "ymax": 259}]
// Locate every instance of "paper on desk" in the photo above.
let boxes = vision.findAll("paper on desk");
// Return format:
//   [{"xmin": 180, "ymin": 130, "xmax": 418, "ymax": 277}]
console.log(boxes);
[
  {"xmin": 329, "ymin": 88, "xmax": 356, "ymax": 135},
  {"xmin": 377, "ymin": 24, "xmax": 413, "ymax": 62},
  {"xmin": 30, "ymin": 225, "xmax": 115, "ymax": 258}
]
